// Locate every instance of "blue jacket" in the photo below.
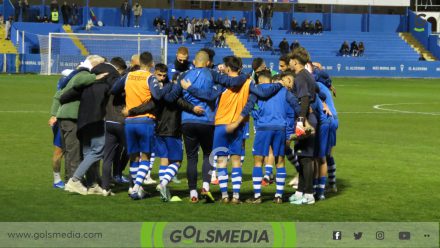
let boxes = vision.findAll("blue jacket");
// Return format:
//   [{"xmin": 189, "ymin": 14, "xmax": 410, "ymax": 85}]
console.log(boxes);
[
  {"xmin": 317, "ymin": 82, "xmax": 338, "ymax": 119},
  {"xmin": 252, "ymin": 86, "xmax": 299, "ymax": 131},
  {"xmin": 311, "ymin": 93, "xmax": 332, "ymax": 124},
  {"xmin": 181, "ymin": 68, "xmax": 216, "ymax": 125}
]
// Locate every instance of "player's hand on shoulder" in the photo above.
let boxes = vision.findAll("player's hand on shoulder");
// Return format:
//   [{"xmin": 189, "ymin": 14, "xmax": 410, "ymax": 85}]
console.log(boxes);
[
  {"xmin": 193, "ymin": 106, "xmax": 205, "ymax": 116},
  {"xmin": 180, "ymin": 79, "xmax": 192, "ymax": 90},
  {"xmin": 48, "ymin": 116, "xmax": 57, "ymax": 126}
]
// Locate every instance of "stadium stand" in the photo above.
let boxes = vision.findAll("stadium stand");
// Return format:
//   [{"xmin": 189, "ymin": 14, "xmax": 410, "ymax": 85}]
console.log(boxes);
[{"xmin": 3, "ymin": 1, "xmax": 440, "ymax": 77}]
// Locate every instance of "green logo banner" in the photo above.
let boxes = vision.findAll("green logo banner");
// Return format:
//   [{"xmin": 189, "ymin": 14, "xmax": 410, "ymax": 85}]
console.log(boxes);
[{"xmin": 140, "ymin": 222, "xmax": 296, "ymax": 247}]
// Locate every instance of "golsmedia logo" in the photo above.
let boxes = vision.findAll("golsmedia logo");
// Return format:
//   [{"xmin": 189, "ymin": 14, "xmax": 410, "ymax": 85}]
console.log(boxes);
[
  {"xmin": 169, "ymin": 225, "xmax": 269, "ymax": 244},
  {"xmin": 141, "ymin": 222, "xmax": 296, "ymax": 247}
]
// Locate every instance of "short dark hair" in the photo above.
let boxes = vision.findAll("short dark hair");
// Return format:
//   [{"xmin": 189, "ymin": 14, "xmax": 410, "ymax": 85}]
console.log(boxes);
[
  {"xmin": 252, "ymin": 57, "xmax": 264, "ymax": 71},
  {"xmin": 139, "ymin": 51, "xmax": 153, "ymax": 67},
  {"xmin": 223, "ymin": 56, "xmax": 242, "ymax": 73},
  {"xmin": 200, "ymin": 48, "xmax": 215, "ymax": 63},
  {"xmin": 257, "ymin": 69, "xmax": 272, "ymax": 81},
  {"xmin": 155, "ymin": 63, "xmax": 168, "ymax": 73},
  {"xmin": 280, "ymin": 71, "xmax": 295, "ymax": 80},
  {"xmin": 272, "ymin": 74, "xmax": 282, "ymax": 82},
  {"xmin": 279, "ymin": 55, "xmax": 289, "ymax": 65},
  {"xmin": 110, "ymin": 57, "xmax": 127, "ymax": 71},
  {"xmin": 289, "ymin": 47, "xmax": 310, "ymax": 66}
]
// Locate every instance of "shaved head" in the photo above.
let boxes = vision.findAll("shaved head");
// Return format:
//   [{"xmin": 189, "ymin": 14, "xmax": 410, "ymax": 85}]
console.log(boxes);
[
  {"xmin": 194, "ymin": 51, "xmax": 209, "ymax": 68},
  {"xmin": 131, "ymin": 54, "xmax": 140, "ymax": 66}
]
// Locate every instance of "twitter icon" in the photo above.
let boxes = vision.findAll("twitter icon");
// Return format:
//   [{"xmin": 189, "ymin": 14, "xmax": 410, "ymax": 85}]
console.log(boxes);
[{"xmin": 354, "ymin": 232, "xmax": 363, "ymax": 240}]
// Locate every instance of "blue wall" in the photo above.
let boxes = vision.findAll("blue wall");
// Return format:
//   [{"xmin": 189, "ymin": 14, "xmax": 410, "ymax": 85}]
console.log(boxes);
[
  {"xmin": 331, "ymin": 13, "xmax": 363, "ymax": 32},
  {"xmin": 409, "ymin": 10, "xmax": 431, "ymax": 48},
  {"xmin": 428, "ymin": 35, "xmax": 440, "ymax": 60},
  {"xmin": 369, "ymin": 14, "xmax": 404, "ymax": 32}
]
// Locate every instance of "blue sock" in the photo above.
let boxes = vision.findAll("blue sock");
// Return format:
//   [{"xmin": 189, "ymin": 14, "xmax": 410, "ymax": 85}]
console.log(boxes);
[
  {"xmin": 252, "ymin": 167, "xmax": 263, "ymax": 198},
  {"xmin": 231, "ymin": 167, "xmax": 242, "ymax": 198},
  {"xmin": 327, "ymin": 155, "xmax": 336, "ymax": 186},
  {"xmin": 135, "ymin": 161, "xmax": 150, "ymax": 186},
  {"xmin": 159, "ymin": 165, "xmax": 167, "ymax": 182},
  {"xmin": 161, "ymin": 163, "xmax": 179, "ymax": 186},
  {"xmin": 218, "ymin": 167, "xmax": 229, "ymax": 198},
  {"xmin": 313, "ymin": 178, "xmax": 319, "ymax": 194},
  {"xmin": 318, "ymin": 176, "xmax": 327, "ymax": 196},
  {"xmin": 275, "ymin": 167, "xmax": 286, "ymax": 197},
  {"xmin": 129, "ymin": 161, "xmax": 139, "ymax": 181},
  {"xmin": 264, "ymin": 164, "xmax": 273, "ymax": 179}
]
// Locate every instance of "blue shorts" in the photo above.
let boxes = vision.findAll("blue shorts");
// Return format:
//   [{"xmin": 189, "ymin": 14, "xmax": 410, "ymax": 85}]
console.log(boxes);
[
  {"xmin": 155, "ymin": 136, "xmax": 183, "ymax": 161},
  {"xmin": 316, "ymin": 119, "xmax": 331, "ymax": 158},
  {"xmin": 242, "ymin": 122, "xmax": 250, "ymax": 140},
  {"xmin": 329, "ymin": 118, "xmax": 338, "ymax": 148},
  {"xmin": 124, "ymin": 117, "xmax": 155, "ymax": 154},
  {"xmin": 213, "ymin": 124, "xmax": 244, "ymax": 156},
  {"xmin": 253, "ymin": 129, "xmax": 286, "ymax": 157},
  {"xmin": 52, "ymin": 123, "xmax": 62, "ymax": 148}
]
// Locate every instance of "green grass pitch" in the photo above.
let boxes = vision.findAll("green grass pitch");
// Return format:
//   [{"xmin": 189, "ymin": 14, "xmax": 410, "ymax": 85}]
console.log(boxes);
[{"xmin": 0, "ymin": 74, "xmax": 439, "ymax": 222}]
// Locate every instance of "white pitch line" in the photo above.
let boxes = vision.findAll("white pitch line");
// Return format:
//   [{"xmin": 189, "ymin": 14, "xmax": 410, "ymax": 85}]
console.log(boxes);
[
  {"xmin": 373, "ymin": 103, "xmax": 440, "ymax": 116},
  {"xmin": 0, "ymin": 110, "xmax": 47, "ymax": 114}
]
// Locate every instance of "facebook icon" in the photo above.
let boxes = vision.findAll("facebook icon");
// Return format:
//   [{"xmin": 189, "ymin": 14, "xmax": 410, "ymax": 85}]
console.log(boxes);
[{"xmin": 333, "ymin": 231, "xmax": 342, "ymax": 240}]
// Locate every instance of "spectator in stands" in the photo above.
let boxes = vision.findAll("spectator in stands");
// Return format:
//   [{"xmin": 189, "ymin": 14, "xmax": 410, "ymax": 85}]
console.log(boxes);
[
  {"xmin": 258, "ymin": 36, "xmax": 266, "ymax": 51},
  {"xmin": 231, "ymin": 17, "xmax": 238, "ymax": 33},
  {"xmin": 291, "ymin": 18, "xmax": 298, "ymax": 34},
  {"xmin": 224, "ymin": 17, "xmax": 231, "ymax": 33},
  {"xmin": 187, "ymin": 20, "xmax": 194, "ymax": 43},
  {"xmin": 254, "ymin": 27, "xmax": 262, "ymax": 42},
  {"xmin": 213, "ymin": 31, "xmax": 221, "ymax": 47},
  {"xmin": 239, "ymin": 17, "xmax": 247, "ymax": 34},
  {"xmin": 279, "ymin": 38, "xmax": 290, "ymax": 56},
  {"xmin": 203, "ymin": 18, "xmax": 210, "ymax": 33},
  {"xmin": 169, "ymin": 16, "xmax": 177, "ymax": 28},
  {"xmin": 71, "ymin": 3, "xmax": 79, "ymax": 25},
  {"xmin": 132, "ymin": 1, "xmax": 142, "ymax": 28},
  {"xmin": 216, "ymin": 17, "xmax": 224, "ymax": 31},
  {"xmin": 166, "ymin": 27, "xmax": 178, "ymax": 44},
  {"xmin": 5, "ymin": 17, "xmax": 12, "ymax": 40},
  {"xmin": 61, "ymin": 1, "xmax": 71, "ymax": 25},
  {"xmin": 219, "ymin": 30, "xmax": 226, "ymax": 47},
  {"xmin": 43, "ymin": 15, "xmax": 49, "ymax": 23},
  {"xmin": 184, "ymin": 16, "xmax": 190, "ymax": 28},
  {"xmin": 350, "ymin": 41, "xmax": 359, "ymax": 56},
  {"xmin": 209, "ymin": 17, "xmax": 216, "ymax": 32},
  {"xmin": 264, "ymin": 4, "xmax": 273, "ymax": 30},
  {"xmin": 14, "ymin": 0, "xmax": 21, "ymax": 22},
  {"xmin": 290, "ymin": 40, "xmax": 300, "ymax": 51},
  {"xmin": 315, "ymin": 20, "xmax": 323, "ymax": 34},
  {"xmin": 178, "ymin": 16, "xmax": 185, "ymax": 29},
  {"xmin": 358, "ymin": 42, "xmax": 365, "ymax": 56},
  {"xmin": 175, "ymin": 26, "xmax": 185, "ymax": 43},
  {"xmin": 160, "ymin": 19, "xmax": 167, "ymax": 34},
  {"xmin": 265, "ymin": 36, "xmax": 274, "ymax": 54},
  {"xmin": 120, "ymin": 0, "xmax": 130, "ymax": 27},
  {"xmin": 51, "ymin": 6, "xmax": 59, "ymax": 23},
  {"xmin": 153, "ymin": 17, "xmax": 161, "ymax": 32},
  {"xmin": 301, "ymin": 19, "xmax": 309, "ymax": 35},
  {"xmin": 194, "ymin": 19, "xmax": 203, "ymax": 41},
  {"xmin": 256, "ymin": 4, "xmax": 264, "ymax": 29},
  {"xmin": 339, "ymin": 41, "xmax": 350, "ymax": 56},
  {"xmin": 22, "ymin": 0, "xmax": 29, "ymax": 22}
]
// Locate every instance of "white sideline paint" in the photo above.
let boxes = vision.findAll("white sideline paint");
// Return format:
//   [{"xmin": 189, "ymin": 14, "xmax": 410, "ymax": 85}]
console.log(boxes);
[
  {"xmin": 373, "ymin": 103, "xmax": 440, "ymax": 116},
  {"xmin": 0, "ymin": 110, "xmax": 47, "ymax": 113}
]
